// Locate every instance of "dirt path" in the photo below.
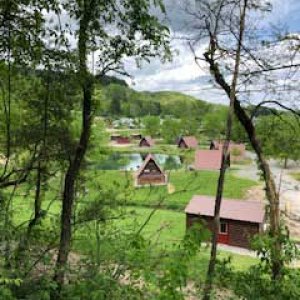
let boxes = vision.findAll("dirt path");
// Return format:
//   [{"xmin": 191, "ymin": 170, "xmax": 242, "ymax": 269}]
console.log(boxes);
[
  {"xmin": 236, "ymin": 154, "xmax": 300, "ymax": 216},
  {"xmin": 235, "ymin": 152, "xmax": 300, "ymax": 238}
]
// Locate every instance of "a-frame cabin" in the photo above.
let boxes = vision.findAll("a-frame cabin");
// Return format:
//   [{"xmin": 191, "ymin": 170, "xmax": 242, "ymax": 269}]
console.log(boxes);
[{"xmin": 135, "ymin": 154, "xmax": 167, "ymax": 186}]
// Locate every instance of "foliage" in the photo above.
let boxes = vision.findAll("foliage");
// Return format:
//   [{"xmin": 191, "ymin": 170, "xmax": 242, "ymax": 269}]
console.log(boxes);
[
  {"xmin": 215, "ymin": 226, "xmax": 300, "ymax": 299},
  {"xmin": 256, "ymin": 114, "xmax": 300, "ymax": 166},
  {"xmin": 202, "ymin": 106, "xmax": 247, "ymax": 141},
  {"xmin": 106, "ymin": 84, "xmax": 128, "ymax": 116},
  {"xmin": 142, "ymin": 116, "xmax": 160, "ymax": 137},
  {"xmin": 161, "ymin": 119, "xmax": 182, "ymax": 143},
  {"xmin": 96, "ymin": 86, "xmax": 210, "ymax": 120}
]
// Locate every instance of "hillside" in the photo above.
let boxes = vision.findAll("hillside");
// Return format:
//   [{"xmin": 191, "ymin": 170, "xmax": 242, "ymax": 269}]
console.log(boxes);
[{"xmin": 95, "ymin": 81, "xmax": 217, "ymax": 120}]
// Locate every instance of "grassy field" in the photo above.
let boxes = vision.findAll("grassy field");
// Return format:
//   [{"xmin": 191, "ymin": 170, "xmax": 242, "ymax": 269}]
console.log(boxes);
[
  {"xmin": 85, "ymin": 169, "xmax": 257, "ymax": 210},
  {"xmin": 10, "ymin": 168, "xmax": 257, "ymax": 226},
  {"xmin": 73, "ymin": 206, "xmax": 258, "ymax": 279},
  {"xmin": 8, "ymin": 167, "xmax": 258, "ymax": 282}
]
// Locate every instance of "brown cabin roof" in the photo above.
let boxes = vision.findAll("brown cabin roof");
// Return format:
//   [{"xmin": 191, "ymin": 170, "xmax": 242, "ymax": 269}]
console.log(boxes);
[
  {"xmin": 136, "ymin": 154, "xmax": 164, "ymax": 177},
  {"xmin": 178, "ymin": 136, "xmax": 198, "ymax": 148},
  {"xmin": 193, "ymin": 150, "xmax": 223, "ymax": 170},
  {"xmin": 185, "ymin": 195, "xmax": 265, "ymax": 224},
  {"xmin": 140, "ymin": 136, "xmax": 155, "ymax": 146}
]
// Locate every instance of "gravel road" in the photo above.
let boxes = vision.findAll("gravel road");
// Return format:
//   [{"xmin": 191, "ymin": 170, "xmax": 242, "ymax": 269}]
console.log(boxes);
[{"xmin": 235, "ymin": 152, "xmax": 300, "ymax": 220}]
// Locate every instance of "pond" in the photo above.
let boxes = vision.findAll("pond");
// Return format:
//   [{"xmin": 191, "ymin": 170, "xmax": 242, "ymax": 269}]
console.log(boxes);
[{"xmin": 92, "ymin": 153, "xmax": 183, "ymax": 171}]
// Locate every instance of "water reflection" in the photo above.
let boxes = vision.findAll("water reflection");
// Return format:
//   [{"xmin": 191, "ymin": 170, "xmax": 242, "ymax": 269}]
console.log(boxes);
[{"xmin": 93, "ymin": 153, "xmax": 182, "ymax": 171}]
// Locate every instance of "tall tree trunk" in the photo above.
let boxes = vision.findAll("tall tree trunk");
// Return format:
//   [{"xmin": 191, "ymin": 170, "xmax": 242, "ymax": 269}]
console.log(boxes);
[
  {"xmin": 284, "ymin": 157, "xmax": 288, "ymax": 169},
  {"xmin": 203, "ymin": 35, "xmax": 282, "ymax": 281},
  {"xmin": 233, "ymin": 101, "xmax": 282, "ymax": 278},
  {"xmin": 202, "ymin": 1, "xmax": 247, "ymax": 299},
  {"xmin": 52, "ymin": 6, "xmax": 93, "ymax": 296}
]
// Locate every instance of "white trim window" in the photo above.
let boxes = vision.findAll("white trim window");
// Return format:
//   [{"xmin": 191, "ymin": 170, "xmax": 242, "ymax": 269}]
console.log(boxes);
[{"xmin": 219, "ymin": 222, "xmax": 228, "ymax": 234}]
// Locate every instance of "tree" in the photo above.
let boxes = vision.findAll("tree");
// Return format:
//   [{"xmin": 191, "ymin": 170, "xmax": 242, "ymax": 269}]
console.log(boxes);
[
  {"xmin": 202, "ymin": 106, "xmax": 227, "ymax": 138},
  {"xmin": 180, "ymin": 117, "xmax": 199, "ymax": 136},
  {"xmin": 186, "ymin": 0, "xmax": 299, "ymax": 295},
  {"xmin": 161, "ymin": 119, "xmax": 181, "ymax": 143},
  {"xmin": 0, "ymin": 0, "xmax": 59, "ymax": 187},
  {"xmin": 0, "ymin": 0, "xmax": 65, "ymax": 270},
  {"xmin": 106, "ymin": 84, "xmax": 127, "ymax": 116},
  {"xmin": 14, "ymin": 68, "xmax": 77, "ymax": 262},
  {"xmin": 52, "ymin": 0, "xmax": 170, "ymax": 296},
  {"xmin": 143, "ymin": 115, "xmax": 160, "ymax": 137},
  {"xmin": 257, "ymin": 114, "xmax": 300, "ymax": 168},
  {"xmin": 193, "ymin": 1, "xmax": 249, "ymax": 298}
]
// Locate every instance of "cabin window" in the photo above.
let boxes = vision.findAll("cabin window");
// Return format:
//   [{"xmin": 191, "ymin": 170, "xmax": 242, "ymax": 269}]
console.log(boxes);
[{"xmin": 219, "ymin": 222, "xmax": 228, "ymax": 234}]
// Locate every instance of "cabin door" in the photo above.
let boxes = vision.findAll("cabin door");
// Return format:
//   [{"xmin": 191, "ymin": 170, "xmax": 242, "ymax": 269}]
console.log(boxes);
[{"xmin": 217, "ymin": 222, "xmax": 229, "ymax": 244}]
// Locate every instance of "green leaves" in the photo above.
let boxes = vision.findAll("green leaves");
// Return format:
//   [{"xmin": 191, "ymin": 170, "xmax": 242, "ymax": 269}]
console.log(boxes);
[{"xmin": 256, "ymin": 114, "xmax": 300, "ymax": 165}]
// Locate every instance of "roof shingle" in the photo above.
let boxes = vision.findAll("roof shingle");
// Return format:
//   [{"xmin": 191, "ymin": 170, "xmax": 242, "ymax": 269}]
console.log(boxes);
[
  {"xmin": 185, "ymin": 195, "xmax": 265, "ymax": 223},
  {"xmin": 193, "ymin": 150, "xmax": 223, "ymax": 170},
  {"xmin": 178, "ymin": 136, "xmax": 198, "ymax": 148}
]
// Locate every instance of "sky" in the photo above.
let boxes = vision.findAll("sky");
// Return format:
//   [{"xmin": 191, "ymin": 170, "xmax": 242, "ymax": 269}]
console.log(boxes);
[{"xmin": 119, "ymin": 0, "xmax": 300, "ymax": 105}]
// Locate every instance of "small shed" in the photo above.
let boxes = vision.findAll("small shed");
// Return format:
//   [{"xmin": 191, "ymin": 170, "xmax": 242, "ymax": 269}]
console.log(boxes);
[
  {"xmin": 185, "ymin": 195, "xmax": 265, "ymax": 249},
  {"xmin": 177, "ymin": 136, "xmax": 198, "ymax": 149},
  {"xmin": 210, "ymin": 140, "xmax": 246, "ymax": 161},
  {"xmin": 139, "ymin": 136, "xmax": 155, "ymax": 147},
  {"xmin": 192, "ymin": 150, "xmax": 230, "ymax": 171},
  {"xmin": 135, "ymin": 154, "xmax": 167, "ymax": 186}
]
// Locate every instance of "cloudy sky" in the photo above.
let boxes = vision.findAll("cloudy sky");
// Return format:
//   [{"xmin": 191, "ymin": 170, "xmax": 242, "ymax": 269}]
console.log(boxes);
[{"xmin": 121, "ymin": 0, "xmax": 300, "ymax": 105}]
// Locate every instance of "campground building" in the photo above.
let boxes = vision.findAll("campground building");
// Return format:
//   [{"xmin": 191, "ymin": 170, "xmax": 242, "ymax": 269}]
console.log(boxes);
[
  {"xmin": 185, "ymin": 195, "xmax": 265, "ymax": 249},
  {"xmin": 135, "ymin": 154, "xmax": 167, "ymax": 186},
  {"xmin": 177, "ymin": 136, "xmax": 198, "ymax": 149},
  {"xmin": 192, "ymin": 149, "xmax": 230, "ymax": 171},
  {"xmin": 139, "ymin": 136, "xmax": 155, "ymax": 147}
]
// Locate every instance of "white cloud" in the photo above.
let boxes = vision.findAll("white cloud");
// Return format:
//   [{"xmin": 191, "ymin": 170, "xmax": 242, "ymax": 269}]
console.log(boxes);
[{"xmin": 119, "ymin": 0, "xmax": 300, "ymax": 106}]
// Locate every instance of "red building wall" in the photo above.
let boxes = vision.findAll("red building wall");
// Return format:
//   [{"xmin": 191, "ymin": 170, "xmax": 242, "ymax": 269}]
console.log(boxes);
[
  {"xmin": 137, "ymin": 174, "xmax": 166, "ymax": 185},
  {"xmin": 186, "ymin": 214, "xmax": 261, "ymax": 249}
]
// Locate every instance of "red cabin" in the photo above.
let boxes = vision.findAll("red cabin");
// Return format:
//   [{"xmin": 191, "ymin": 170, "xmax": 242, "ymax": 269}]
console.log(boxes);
[{"xmin": 185, "ymin": 195, "xmax": 265, "ymax": 249}]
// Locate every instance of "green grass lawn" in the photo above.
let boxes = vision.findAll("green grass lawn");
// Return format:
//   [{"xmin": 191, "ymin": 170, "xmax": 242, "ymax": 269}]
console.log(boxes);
[
  {"xmin": 74, "ymin": 206, "xmax": 258, "ymax": 279},
  {"xmin": 8, "ymin": 165, "xmax": 258, "ymax": 284},
  {"xmin": 10, "ymin": 168, "xmax": 257, "ymax": 228},
  {"xmin": 86, "ymin": 169, "xmax": 257, "ymax": 210}
]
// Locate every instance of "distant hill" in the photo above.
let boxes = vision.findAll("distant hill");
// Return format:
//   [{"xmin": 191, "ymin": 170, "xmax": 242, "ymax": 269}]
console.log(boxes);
[{"xmin": 95, "ymin": 81, "xmax": 216, "ymax": 119}]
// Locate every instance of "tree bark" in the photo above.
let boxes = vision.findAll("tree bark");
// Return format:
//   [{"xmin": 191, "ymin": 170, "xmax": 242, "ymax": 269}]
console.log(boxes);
[
  {"xmin": 204, "ymin": 34, "xmax": 282, "ymax": 281},
  {"xmin": 284, "ymin": 157, "xmax": 288, "ymax": 169},
  {"xmin": 52, "ymin": 4, "xmax": 93, "ymax": 296},
  {"xmin": 202, "ymin": 1, "xmax": 248, "ymax": 299}
]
